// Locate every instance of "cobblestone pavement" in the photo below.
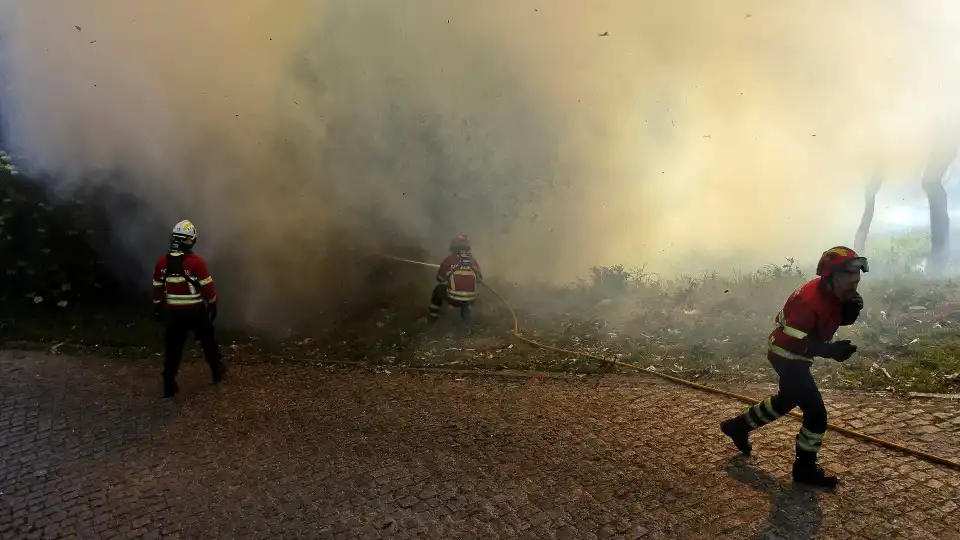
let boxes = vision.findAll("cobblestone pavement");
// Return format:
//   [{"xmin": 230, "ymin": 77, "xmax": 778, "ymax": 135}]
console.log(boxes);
[{"xmin": 1, "ymin": 350, "xmax": 958, "ymax": 540}]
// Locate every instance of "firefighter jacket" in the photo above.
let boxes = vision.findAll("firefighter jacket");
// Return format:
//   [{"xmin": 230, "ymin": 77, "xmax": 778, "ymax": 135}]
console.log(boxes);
[
  {"xmin": 767, "ymin": 277, "xmax": 859, "ymax": 362},
  {"xmin": 152, "ymin": 252, "xmax": 218, "ymax": 310},
  {"xmin": 437, "ymin": 251, "xmax": 482, "ymax": 302}
]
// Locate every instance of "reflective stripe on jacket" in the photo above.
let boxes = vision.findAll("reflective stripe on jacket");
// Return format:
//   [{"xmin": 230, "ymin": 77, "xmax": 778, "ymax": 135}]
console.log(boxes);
[
  {"xmin": 767, "ymin": 277, "xmax": 842, "ymax": 362},
  {"xmin": 437, "ymin": 251, "xmax": 482, "ymax": 302},
  {"xmin": 152, "ymin": 252, "xmax": 217, "ymax": 309}
]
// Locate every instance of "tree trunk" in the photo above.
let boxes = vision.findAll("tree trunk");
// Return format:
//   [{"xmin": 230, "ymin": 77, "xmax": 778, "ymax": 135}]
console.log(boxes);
[
  {"xmin": 855, "ymin": 176, "xmax": 883, "ymax": 254},
  {"xmin": 922, "ymin": 146, "xmax": 955, "ymax": 274}
]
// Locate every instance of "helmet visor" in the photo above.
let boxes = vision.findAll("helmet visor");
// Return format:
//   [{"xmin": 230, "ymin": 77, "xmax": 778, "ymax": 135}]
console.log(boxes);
[{"xmin": 845, "ymin": 256, "xmax": 869, "ymax": 273}]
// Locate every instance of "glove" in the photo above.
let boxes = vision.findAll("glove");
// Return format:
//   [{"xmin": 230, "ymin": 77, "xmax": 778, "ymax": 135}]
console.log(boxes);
[
  {"xmin": 152, "ymin": 306, "xmax": 164, "ymax": 322},
  {"xmin": 841, "ymin": 293, "xmax": 863, "ymax": 325},
  {"xmin": 206, "ymin": 302, "xmax": 218, "ymax": 322},
  {"xmin": 807, "ymin": 340, "xmax": 857, "ymax": 361},
  {"xmin": 832, "ymin": 339, "xmax": 857, "ymax": 362}
]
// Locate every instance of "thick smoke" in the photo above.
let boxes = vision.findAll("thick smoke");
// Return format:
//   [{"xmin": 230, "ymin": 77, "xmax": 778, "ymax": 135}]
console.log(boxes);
[{"xmin": 3, "ymin": 1, "xmax": 960, "ymax": 328}]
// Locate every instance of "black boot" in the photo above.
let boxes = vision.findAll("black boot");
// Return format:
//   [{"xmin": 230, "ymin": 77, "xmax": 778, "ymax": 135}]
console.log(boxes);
[
  {"xmin": 460, "ymin": 304, "xmax": 473, "ymax": 325},
  {"xmin": 211, "ymin": 360, "xmax": 228, "ymax": 384},
  {"xmin": 720, "ymin": 417, "xmax": 753, "ymax": 456},
  {"xmin": 792, "ymin": 452, "xmax": 838, "ymax": 488},
  {"xmin": 163, "ymin": 378, "xmax": 179, "ymax": 398}
]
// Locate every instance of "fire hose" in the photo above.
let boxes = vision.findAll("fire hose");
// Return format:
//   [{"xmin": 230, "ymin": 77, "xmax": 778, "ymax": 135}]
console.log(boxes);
[{"xmin": 383, "ymin": 254, "xmax": 960, "ymax": 471}]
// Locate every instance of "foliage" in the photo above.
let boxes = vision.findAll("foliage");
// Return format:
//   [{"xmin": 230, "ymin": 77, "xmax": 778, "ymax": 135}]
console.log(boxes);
[
  {"xmin": 864, "ymin": 231, "xmax": 932, "ymax": 275},
  {"xmin": 3, "ymin": 148, "xmax": 960, "ymax": 394},
  {"xmin": 0, "ymin": 150, "xmax": 126, "ymax": 309},
  {"xmin": 510, "ymin": 259, "xmax": 960, "ymax": 394}
]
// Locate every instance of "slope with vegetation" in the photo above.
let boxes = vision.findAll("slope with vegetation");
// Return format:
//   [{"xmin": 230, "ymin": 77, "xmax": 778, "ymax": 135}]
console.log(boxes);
[{"xmin": 2, "ymin": 155, "xmax": 959, "ymax": 395}]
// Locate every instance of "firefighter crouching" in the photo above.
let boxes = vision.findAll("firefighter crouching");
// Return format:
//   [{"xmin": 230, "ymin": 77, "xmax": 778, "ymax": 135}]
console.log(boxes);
[
  {"xmin": 152, "ymin": 220, "xmax": 226, "ymax": 398},
  {"xmin": 720, "ymin": 246, "xmax": 866, "ymax": 488},
  {"xmin": 429, "ymin": 234, "xmax": 482, "ymax": 324}
]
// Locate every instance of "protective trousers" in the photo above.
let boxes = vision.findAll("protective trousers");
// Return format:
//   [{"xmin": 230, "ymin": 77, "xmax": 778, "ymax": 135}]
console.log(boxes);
[
  {"xmin": 163, "ymin": 308, "xmax": 223, "ymax": 382},
  {"xmin": 429, "ymin": 283, "xmax": 472, "ymax": 322},
  {"xmin": 733, "ymin": 355, "xmax": 828, "ymax": 462}
]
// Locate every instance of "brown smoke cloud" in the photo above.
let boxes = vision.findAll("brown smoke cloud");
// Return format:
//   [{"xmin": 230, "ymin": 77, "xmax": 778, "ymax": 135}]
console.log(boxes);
[{"xmin": 3, "ymin": 0, "xmax": 960, "ymax": 327}]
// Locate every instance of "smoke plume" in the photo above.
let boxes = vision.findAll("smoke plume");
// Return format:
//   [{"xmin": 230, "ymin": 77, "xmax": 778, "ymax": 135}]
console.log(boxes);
[{"xmin": 3, "ymin": 0, "xmax": 960, "ymax": 328}]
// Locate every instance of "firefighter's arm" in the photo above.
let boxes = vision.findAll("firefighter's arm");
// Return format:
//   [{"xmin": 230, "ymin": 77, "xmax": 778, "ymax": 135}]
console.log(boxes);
[
  {"xmin": 436, "ymin": 257, "xmax": 454, "ymax": 283},
  {"xmin": 840, "ymin": 293, "xmax": 863, "ymax": 326},
  {"xmin": 473, "ymin": 259, "xmax": 483, "ymax": 282},
  {"xmin": 151, "ymin": 259, "xmax": 165, "ymax": 306},
  {"xmin": 779, "ymin": 300, "xmax": 857, "ymax": 360},
  {"xmin": 776, "ymin": 303, "xmax": 818, "ymax": 356},
  {"xmin": 192, "ymin": 258, "xmax": 218, "ymax": 303},
  {"xmin": 782, "ymin": 303, "xmax": 855, "ymax": 359}
]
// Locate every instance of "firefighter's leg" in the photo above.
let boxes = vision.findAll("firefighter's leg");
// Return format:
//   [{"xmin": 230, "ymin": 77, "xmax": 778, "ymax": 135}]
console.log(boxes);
[
  {"xmin": 193, "ymin": 310, "xmax": 226, "ymax": 384},
  {"xmin": 720, "ymin": 357, "xmax": 801, "ymax": 455},
  {"xmin": 720, "ymin": 396, "xmax": 789, "ymax": 456},
  {"xmin": 162, "ymin": 313, "xmax": 189, "ymax": 397},
  {"xmin": 790, "ymin": 374, "xmax": 836, "ymax": 488},
  {"xmin": 429, "ymin": 284, "xmax": 446, "ymax": 320},
  {"xmin": 460, "ymin": 300, "xmax": 473, "ymax": 324}
]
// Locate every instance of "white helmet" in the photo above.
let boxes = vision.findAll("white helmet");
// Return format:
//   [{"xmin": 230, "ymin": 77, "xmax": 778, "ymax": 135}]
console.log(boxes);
[{"xmin": 170, "ymin": 220, "xmax": 198, "ymax": 251}]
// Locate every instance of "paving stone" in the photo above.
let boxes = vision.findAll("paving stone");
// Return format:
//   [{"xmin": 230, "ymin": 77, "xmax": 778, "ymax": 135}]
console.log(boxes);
[{"xmin": 0, "ymin": 350, "xmax": 958, "ymax": 539}]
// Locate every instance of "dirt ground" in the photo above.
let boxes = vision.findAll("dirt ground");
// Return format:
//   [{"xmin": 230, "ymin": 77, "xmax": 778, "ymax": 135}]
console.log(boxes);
[{"xmin": 1, "ymin": 349, "xmax": 959, "ymax": 539}]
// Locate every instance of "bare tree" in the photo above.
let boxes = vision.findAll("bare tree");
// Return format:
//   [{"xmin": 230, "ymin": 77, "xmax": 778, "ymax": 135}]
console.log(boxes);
[{"xmin": 855, "ymin": 144, "xmax": 957, "ymax": 274}]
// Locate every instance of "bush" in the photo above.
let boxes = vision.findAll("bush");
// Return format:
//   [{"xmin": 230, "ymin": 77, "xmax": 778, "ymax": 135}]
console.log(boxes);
[{"xmin": 0, "ymin": 151, "xmax": 124, "ymax": 309}]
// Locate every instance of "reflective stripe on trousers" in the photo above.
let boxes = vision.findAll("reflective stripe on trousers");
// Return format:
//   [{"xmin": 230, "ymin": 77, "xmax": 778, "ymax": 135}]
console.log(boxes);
[
  {"xmin": 797, "ymin": 426, "xmax": 825, "ymax": 453},
  {"xmin": 743, "ymin": 396, "xmax": 784, "ymax": 429}
]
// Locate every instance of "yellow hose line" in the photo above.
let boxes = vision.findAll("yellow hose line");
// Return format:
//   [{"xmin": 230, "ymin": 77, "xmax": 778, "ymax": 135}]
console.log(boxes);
[{"xmin": 382, "ymin": 254, "xmax": 960, "ymax": 470}]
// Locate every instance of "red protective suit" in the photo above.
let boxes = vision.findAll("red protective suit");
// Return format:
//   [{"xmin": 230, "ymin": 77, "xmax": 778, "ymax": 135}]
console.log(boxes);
[
  {"xmin": 767, "ymin": 277, "xmax": 844, "ymax": 362},
  {"xmin": 436, "ymin": 251, "xmax": 482, "ymax": 302},
  {"xmin": 152, "ymin": 252, "xmax": 218, "ymax": 310}
]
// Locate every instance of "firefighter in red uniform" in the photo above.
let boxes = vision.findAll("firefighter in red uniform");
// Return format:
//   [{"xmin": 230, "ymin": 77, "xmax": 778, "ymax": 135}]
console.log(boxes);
[
  {"xmin": 429, "ymin": 234, "xmax": 482, "ymax": 324},
  {"xmin": 720, "ymin": 246, "xmax": 866, "ymax": 488},
  {"xmin": 152, "ymin": 220, "xmax": 226, "ymax": 398}
]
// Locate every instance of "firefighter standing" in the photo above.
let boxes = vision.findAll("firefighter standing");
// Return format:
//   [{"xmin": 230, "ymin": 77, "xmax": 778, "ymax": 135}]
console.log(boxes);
[
  {"xmin": 152, "ymin": 220, "xmax": 226, "ymax": 398},
  {"xmin": 429, "ymin": 234, "xmax": 482, "ymax": 324},
  {"xmin": 720, "ymin": 246, "xmax": 866, "ymax": 488}
]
